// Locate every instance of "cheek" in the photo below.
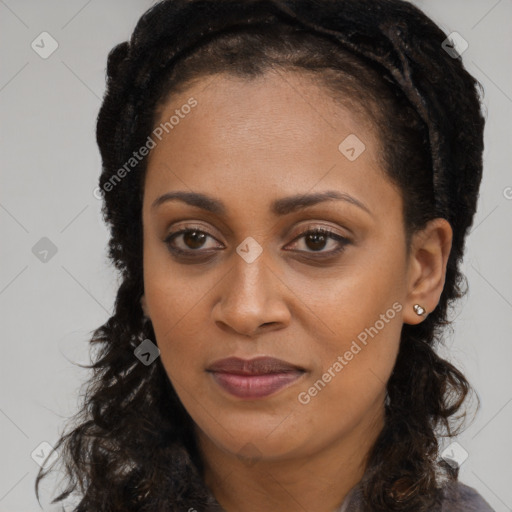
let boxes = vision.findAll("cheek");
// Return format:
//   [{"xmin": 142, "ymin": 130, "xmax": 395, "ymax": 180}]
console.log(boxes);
[
  {"xmin": 292, "ymin": 301, "xmax": 403, "ymax": 451},
  {"xmin": 287, "ymin": 239, "xmax": 405, "ymax": 349},
  {"xmin": 143, "ymin": 236, "xmax": 217, "ymax": 334},
  {"xmin": 148, "ymin": 287, "xmax": 208, "ymax": 374},
  {"xmin": 289, "ymin": 241, "xmax": 405, "ymax": 415},
  {"xmin": 142, "ymin": 263, "xmax": 212, "ymax": 379},
  {"xmin": 296, "ymin": 295, "xmax": 403, "ymax": 401}
]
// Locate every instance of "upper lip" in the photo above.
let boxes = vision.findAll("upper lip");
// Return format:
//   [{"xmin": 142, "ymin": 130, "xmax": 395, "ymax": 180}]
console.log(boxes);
[{"xmin": 206, "ymin": 356, "xmax": 305, "ymax": 375}]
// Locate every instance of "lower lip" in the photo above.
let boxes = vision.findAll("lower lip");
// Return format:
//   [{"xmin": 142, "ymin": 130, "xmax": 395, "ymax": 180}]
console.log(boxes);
[{"xmin": 209, "ymin": 371, "xmax": 304, "ymax": 399}]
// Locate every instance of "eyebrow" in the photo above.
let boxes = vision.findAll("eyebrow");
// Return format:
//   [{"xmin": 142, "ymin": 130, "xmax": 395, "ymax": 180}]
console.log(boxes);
[{"xmin": 151, "ymin": 190, "xmax": 373, "ymax": 217}]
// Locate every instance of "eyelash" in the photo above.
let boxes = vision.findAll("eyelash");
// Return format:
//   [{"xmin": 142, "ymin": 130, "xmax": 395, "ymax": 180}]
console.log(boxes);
[{"xmin": 164, "ymin": 225, "xmax": 350, "ymax": 260}]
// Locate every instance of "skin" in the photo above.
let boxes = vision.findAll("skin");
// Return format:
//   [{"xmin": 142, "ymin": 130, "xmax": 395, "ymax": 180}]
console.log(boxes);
[{"xmin": 140, "ymin": 70, "xmax": 452, "ymax": 512}]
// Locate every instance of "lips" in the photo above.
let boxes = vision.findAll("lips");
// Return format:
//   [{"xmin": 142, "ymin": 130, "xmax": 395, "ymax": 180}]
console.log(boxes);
[
  {"xmin": 206, "ymin": 356, "xmax": 306, "ymax": 399},
  {"xmin": 207, "ymin": 356, "xmax": 305, "ymax": 375}
]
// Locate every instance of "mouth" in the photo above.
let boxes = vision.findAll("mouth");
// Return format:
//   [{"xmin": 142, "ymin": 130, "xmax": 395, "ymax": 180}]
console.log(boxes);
[{"xmin": 206, "ymin": 356, "xmax": 306, "ymax": 400}]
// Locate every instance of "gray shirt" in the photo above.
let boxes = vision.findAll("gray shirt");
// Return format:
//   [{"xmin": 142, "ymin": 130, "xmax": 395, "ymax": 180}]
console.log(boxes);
[
  {"xmin": 336, "ymin": 480, "xmax": 495, "ymax": 512},
  {"xmin": 206, "ymin": 479, "xmax": 495, "ymax": 511}
]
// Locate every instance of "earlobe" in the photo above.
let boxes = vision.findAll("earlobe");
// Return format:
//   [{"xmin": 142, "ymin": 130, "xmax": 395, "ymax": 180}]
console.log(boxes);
[{"xmin": 403, "ymin": 218, "xmax": 452, "ymax": 325}]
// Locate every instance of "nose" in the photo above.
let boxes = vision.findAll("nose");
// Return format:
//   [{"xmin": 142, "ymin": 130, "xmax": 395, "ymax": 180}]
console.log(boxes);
[{"xmin": 212, "ymin": 249, "xmax": 291, "ymax": 337}]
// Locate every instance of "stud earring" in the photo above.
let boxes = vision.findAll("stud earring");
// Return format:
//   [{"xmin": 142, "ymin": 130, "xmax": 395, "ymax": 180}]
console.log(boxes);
[{"xmin": 413, "ymin": 304, "xmax": 426, "ymax": 316}]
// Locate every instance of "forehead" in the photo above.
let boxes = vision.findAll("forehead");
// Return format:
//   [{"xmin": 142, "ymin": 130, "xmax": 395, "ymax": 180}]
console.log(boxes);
[
  {"xmin": 144, "ymin": 71, "xmax": 399, "ymax": 222},
  {"xmin": 153, "ymin": 70, "xmax": 379, "ymax": 154}
]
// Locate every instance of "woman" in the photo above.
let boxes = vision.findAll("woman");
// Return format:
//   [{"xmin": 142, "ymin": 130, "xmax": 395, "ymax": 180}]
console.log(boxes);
[{"xmin": 35, "ymin": 0, "xmax": 495, "ymax": 510}]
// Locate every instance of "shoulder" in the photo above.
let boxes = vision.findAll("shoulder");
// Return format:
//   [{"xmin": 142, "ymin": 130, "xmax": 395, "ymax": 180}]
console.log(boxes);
[
  {"xmin": 339, "ymin": 479, "xmax": 495, "ymax": 512},
  {"xmin": 438, "ymin": 480, "xmax": 495, "ymax": 512}
]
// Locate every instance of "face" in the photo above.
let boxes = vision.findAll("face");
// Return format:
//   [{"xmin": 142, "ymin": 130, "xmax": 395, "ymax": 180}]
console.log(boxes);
[{"xmin": 141, "ymin": 71, "xmax": 412, "ymax": 463}]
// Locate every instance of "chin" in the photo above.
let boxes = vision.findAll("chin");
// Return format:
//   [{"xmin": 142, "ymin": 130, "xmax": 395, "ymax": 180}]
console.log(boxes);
[{"xmin": 200, "ymin": 420, "xmax": 308, "ymax": 460}]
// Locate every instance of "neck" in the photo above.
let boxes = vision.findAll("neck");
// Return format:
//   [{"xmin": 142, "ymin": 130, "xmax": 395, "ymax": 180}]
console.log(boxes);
[{"xmin": 195, "ymin": 401, "xmax": 385, "ymax": 512}]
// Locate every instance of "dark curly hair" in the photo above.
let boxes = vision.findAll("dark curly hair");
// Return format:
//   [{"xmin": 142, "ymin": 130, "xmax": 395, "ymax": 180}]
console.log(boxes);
[{"xmin": 35, "ymin": 0, "xmax": 486, "ymax": 510}]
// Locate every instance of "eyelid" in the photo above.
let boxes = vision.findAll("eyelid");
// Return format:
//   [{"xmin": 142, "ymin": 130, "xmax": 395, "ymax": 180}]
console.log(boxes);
[
  {"xmin": 165, "ymin": 220, "xmax": 350, "ymax": 243},
  {"xmin": 166, "ymin": 221, "xmax": 224, "ymax": 240},
  {"xmin": 284, "ymin": 225, "xmax": 350, "ymax": 254},
  {"xmin": 167, "ymin": 218, "xmax": 352, "ymax": 240},
  {"xmin": 288, "ymin": 222, "xmax": 350, "ymax": 240},
  {"xmin": 164, "ymin": 224, "xmax": 224, "ymax": 250},
  {"xmin": 164, "ymin": 222, "xmax": 351, "ymax": 259}
]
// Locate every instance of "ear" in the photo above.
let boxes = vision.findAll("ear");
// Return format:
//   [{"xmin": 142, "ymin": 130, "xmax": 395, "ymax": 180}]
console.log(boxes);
[{"xmin": 403, "ymin": 218, "xmax": 452, "ymax": 325}]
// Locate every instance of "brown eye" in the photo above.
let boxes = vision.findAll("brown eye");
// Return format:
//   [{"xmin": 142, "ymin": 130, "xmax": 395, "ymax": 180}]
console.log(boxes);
[
  {"xmin": 182, "ymin": 230, "xmax": 207, "ymax": 249},
  {"xmin": 164, "ymin": 225, "xmax": 350, "ymax": 261},
  {"xmin": 304, "ymin": 231, "xmax": 329, "ymax": 251},
  {"xmin": 164, "ymin": 228, "xmax": 222, "ymax": 256},
  {"xmin": 286, "ymin": 227, "xmax": 350, "ymax": 256}
]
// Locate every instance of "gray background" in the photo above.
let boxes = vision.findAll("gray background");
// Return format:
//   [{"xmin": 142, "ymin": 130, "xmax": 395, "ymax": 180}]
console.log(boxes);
[{"xmin": 1, "ymin": 1, "xmax": 511, "ymax": 510}]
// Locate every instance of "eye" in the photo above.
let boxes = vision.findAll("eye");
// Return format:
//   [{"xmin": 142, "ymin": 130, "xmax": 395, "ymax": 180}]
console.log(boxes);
[
  {"xmin": 285, "ymin": 226, "xmax": 350, "ymax": 256},
  {"xmin": 164, "ymin": 225, "xmax": 350, "ymax": 260},
  {"xmin": 164, "ymin": 227, "xmax": 223, "ymax": 256}
]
